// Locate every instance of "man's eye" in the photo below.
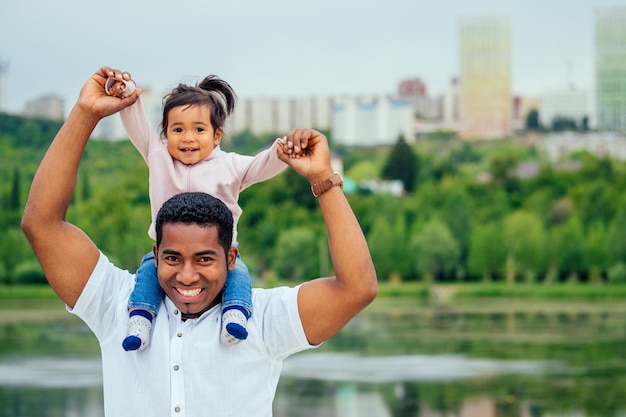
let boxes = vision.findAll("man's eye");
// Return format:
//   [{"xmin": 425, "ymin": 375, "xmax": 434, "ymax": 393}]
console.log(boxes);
[
  {"xmin": 165, "ymin": 256, "xmax": 179, "ymax": 262},
  {"xmin": 198, "ymin": 256, "xmax": 213, "ymax": 262}
]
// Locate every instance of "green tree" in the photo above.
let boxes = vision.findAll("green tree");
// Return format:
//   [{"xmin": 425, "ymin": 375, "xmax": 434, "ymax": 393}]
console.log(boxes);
[
  {"xmin": 441, "ymin": 188, "xmax": 473, "ymax": 266},
  {"xmin": 553, "ymin": 218, "xmax": 586, "ymax": 282},
  {"xmin": 411, "ymin": 218, "xmax": 460, "ymax": 282},
  {"xmin": 381, "ymin": 134, "xmax": 418, "ymax": 193},
  {"xmin": 367, "ymin": 215, "xmax": 412, "ymax": 282},
  {"xmin": 503, "ymin": 211, "xmax": 546, "ymax": 284},
  {"xmin": 607, "ymin": 207, "xmax": 626, "ymax": 266},
  {"xmin": 467, "ymin": 222, "xmax": 506, "ymax": 282},
  {"xmin": 585, "ymin": 222, "xmax": 609, "ymax": 283},
  {"xmin": 273, "ymin": 227, "xmax": 320, "ymax": 281},
  {"xmin": 9, "ymin": 168, "xmax": 21, "ymax": 210},
  {"xmin": 525, "ymin": 108, "xmax": 541, "ymax": 131},
  {"xmin": 0, "ymin": 228, "xmax": 29, "ymax": 283}
]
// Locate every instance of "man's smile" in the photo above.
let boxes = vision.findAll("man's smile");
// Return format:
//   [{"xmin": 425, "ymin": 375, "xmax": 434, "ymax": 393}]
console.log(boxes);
[{"xmin": 175, "ymin": 287, "xmax": 204, "ymax": 299}]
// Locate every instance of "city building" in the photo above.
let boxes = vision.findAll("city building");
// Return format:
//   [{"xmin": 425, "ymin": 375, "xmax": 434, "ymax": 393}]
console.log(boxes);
[
  {"xmin": 228, "ymin": 96, "xmax": 334, "ymax": 137},
  {"xmin": 397, "ymin": 77, "xmax": 440, "ymax": 120},
  {"xmin": 331, "ymin": 95, "xmax": 414, "ymax": 146},
  {"xmin": 542, "ymin": 132, "xmax": 626, "ymax": 162},
  {"xmin": 595, "ymin": 7, "xmax": 626, "ymax": 133},
  {"xmin": 512, "ymin": 95, "xmax": 540, "ymax": 131},
  {"xmin": 22, "ymin": 94, "xmax": 65, "ymax": 121},
  {"xmin": 441, "ymin": 77, "xmax": 461, "ymax": 131},
  {"xmin": 539, "ymin": 88, "xmax": 590, "ymax": 129},
  {"xmin": 458, "ymin": 16, "xmax": 512, "ymax": 140}
]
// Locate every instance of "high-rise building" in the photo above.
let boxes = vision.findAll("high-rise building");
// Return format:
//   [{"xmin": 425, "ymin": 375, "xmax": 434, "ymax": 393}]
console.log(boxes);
[
  {"xmin": 397, "ymin": 78, "xmax": 440, "ymax": 120},
  {"xmin": 228, "ymin": 96, "xmax": 334, "ymax": 136},
  {"xmin": 540, "ymin": 88, "xmax": 590, "ymax": 129},
  {"xmin": 458, "ymin": 16, "xmax": 512, "ymax": 140},
  {"xmin": 595, "ymin": 7, "xmax": 626, "ymax": 133},
  {"xmin": 23, "ymin": 94, "xmax": 65, "ymax": 121},
  {"xmin": 332, "ymin": 95, "xmax": 414, "ymax": 146}
]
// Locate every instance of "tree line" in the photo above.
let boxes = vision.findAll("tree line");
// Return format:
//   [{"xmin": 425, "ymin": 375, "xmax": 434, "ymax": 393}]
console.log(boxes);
[{"xmin": 2, "ymin": 112, "xmax": 626, "ymax": 286}]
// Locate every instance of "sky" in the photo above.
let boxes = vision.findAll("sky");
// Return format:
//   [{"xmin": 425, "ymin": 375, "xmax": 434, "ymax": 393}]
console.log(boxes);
[{"xmin": 1, "ymin": 0, "xmax": 625, "ymax": 115}]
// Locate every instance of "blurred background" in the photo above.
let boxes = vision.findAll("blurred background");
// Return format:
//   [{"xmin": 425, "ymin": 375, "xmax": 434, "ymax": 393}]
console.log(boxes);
[
  {"xmin": 2, "ymin": 0, "xmax": 626, "ymax": 416},
  {"xmin": 0, "ymin": 0, "xmax": 622, "ymax": 135}
]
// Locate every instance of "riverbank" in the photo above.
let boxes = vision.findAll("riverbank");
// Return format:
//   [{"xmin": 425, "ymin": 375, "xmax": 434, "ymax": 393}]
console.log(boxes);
[{"xmin": 4, "ymin": 282, "xmax": 626, "ymax": 299}]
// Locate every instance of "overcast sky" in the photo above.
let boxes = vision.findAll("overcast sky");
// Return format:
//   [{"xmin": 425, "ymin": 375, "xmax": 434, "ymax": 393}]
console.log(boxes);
[{"xmin": 1, "ymin": 0, "xmax": 624, "ymax": 115}]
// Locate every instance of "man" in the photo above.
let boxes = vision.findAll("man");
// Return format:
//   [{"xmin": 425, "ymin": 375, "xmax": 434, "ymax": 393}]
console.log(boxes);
[{"xmin": 21, "ymin": 67, "xmax": 377, "ymax": 417}]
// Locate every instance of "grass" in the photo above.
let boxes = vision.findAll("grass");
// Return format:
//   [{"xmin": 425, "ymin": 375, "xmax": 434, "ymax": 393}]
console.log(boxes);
[
  {"xmin": 0, "ymin": 285, "xmax": 58, "ymax": 299},
  {"xmin": 3, "ymin": 281, "xmax": 626, "ymax": 304},
  {"xmin": 376, "ymin": 281, "xmax": 626, "ymax": 300}
]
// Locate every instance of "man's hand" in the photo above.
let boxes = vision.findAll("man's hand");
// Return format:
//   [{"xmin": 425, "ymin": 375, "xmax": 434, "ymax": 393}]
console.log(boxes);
[
  {"xmin": 76, "ymin": 66, "xmax": 140, "ymax": 120},
  {"xmin": 275, "ymin": 128, "xmax": 334, "ymax": 184}
]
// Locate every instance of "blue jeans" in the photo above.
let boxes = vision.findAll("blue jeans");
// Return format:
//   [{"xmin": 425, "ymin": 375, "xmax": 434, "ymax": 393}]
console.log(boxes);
[{"xmin": 128, "ymin": 250, "xmax": 253, "ymax": 316}]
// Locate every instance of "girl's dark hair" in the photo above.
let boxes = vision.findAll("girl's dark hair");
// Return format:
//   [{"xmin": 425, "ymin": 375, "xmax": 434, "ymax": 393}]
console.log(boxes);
[{"xmin": 160, "ymin": 75, "xmax": 237, "ymax": 137}]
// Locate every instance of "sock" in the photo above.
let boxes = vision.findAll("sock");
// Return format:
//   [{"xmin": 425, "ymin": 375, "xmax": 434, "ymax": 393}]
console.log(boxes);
[
  {"xmin": 122, "ymin": 309, "xmax": 153, "ymax": 352},
  {"xmin": 220, "ymin": 306, "xmax": 249, "ymax": 346}
]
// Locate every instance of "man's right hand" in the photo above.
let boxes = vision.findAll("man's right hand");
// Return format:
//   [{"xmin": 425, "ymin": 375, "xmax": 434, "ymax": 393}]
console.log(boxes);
[{"xmin": 76, "ymin": 66, "xmax": 140, "ymax": 120}]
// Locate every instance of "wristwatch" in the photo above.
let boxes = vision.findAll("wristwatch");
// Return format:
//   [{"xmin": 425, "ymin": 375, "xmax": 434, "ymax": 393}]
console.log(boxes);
[{"xmin": 311, "ymin": 172, "xmax": 344, "ymax": 197}]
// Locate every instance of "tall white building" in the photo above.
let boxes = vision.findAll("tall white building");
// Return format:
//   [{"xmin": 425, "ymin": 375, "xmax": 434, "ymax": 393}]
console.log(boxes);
[
  {"xmin": 595, "ymin": 7, "xmax": 626, "ymax": 133},
  {"xmin": 331, "ymin": 96, "xmax": 414, "ymax": 146},
  {"xmin": 459, "ymin": 16, "xmax": 512, "ymax": 140},
  {"xmin": 540, "ymin": 88, "xmax": 590, "ymax": 129},
  {"xmin": 442, "ymin": 77, "xmax": 460, "ymax": 130},
  {"xmin": 228, "ymin": 96, "xmax": 333, "ymax": 136},
  {"xmin": 22, "ymin": 94, "xmax": 65, "ymax": 121}
]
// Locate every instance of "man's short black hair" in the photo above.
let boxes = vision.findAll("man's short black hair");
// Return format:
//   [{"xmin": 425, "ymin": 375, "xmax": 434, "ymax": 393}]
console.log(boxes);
[{"xmin": 155, "ymin": 192, "xmax": 233, "ymax": 253}]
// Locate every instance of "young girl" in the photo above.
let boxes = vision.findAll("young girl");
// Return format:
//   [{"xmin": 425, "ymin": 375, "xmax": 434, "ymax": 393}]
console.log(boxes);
[{"xmin": 106, "ymin": 73, "xmax": 288, "ymax": 351}]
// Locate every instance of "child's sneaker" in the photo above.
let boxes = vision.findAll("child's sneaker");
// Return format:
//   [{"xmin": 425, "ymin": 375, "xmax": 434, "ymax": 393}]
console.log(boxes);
[
  {"xmin": 122, "ymin": 309, "xmax": 153, "ymax": 352},
  {"xmin": 220, "ymin": 307, "xmax": 249, "ymax": 345}
]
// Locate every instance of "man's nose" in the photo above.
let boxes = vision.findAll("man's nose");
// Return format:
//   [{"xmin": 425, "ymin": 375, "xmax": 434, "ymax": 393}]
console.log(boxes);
[{"xmin": 177, "ymin": 262, "xmax": 199, "ymax": 285}]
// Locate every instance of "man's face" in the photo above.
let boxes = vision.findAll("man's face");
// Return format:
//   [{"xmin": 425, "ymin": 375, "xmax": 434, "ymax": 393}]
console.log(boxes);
[{"xmin": 153, "ymin": 222, "xmax": 236, "ymax": 316}]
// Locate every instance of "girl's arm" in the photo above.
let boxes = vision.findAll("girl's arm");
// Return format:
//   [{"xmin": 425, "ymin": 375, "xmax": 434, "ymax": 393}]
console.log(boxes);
[
  {"xmin": 120, "ymin": 95, "xmax": 159, "ymax": 161},
  {"xmin": 238, "ymin": 139, "xmax": 288, "ymax": 190}
]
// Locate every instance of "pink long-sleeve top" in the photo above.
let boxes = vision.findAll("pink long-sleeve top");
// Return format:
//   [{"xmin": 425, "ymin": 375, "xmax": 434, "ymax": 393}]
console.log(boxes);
[{"xmin": 120, "ymin": 97, "xmax": 287, "ymax": 242}]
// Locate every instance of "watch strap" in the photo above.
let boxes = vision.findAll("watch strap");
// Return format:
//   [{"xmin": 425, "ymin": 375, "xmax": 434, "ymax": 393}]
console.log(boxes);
[{"xmin": 311, "ymin": 172, "xmax": 344, "ymax": 197}]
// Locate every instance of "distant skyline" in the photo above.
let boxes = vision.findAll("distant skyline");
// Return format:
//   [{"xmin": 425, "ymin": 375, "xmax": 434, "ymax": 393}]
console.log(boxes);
[{"xmin": 1, "ymin": 0, "xmax": 625, "ymax": 116}]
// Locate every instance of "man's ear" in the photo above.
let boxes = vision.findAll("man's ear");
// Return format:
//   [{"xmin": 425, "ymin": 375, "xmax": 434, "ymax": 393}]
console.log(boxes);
[
  {"xmin": 152, "ymin": 243, "xmax": 158, "ymax": 266},
  {"xmin": 227, "ymin": 246, "xmax": 238, "ymax": 271}
]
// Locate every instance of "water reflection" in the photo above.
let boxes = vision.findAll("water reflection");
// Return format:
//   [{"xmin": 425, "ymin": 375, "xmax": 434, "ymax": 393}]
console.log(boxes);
[
  {"xmin": 0, "ymin": 358, "xmax": 101, "ymax": 388},
  {"xmin": 2, "ymin": 299, "xmax": 626, "ymax": 417},
  {"xmin": 281, "ymin": 352, "xmax": 567, "ymax": 382}
]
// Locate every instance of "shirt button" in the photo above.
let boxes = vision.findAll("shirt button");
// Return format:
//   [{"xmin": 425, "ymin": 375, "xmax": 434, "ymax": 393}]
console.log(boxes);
[
  {"xmin": 177, "ymin": 332, "xmax": 183, "ymax": 337},
  {"xmin": 174, "ymin": 310, "xmax": 179, "ymax": 315},
  {"xmin": 174, "ymin": 406, "xmax": 181, "ymax": 412},
  {"xmin": 173, "ymin": 365, "xmax": 179, "ymax": 371}
]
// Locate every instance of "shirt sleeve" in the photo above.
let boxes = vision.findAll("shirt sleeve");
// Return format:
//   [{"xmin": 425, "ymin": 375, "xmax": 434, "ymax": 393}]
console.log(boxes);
[
  {"xmin": 67, "ymin": 252, "xmax": 133, "ymax": 342},
  {"xmin": 255, "ymin": 285, "xmax": 317, "ymax": 360}
]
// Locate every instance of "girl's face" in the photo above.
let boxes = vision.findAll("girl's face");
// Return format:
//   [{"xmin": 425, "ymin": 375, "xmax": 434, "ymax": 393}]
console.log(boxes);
[{"xmin": 165, "ymin": 105, "xmax": 222, "ymax": 165}]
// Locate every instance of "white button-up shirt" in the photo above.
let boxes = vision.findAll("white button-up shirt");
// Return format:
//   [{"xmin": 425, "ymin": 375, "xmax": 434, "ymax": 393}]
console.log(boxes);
[{"xmin": 70, "ymin": 252, "xmax": 313, "ymax": 417}]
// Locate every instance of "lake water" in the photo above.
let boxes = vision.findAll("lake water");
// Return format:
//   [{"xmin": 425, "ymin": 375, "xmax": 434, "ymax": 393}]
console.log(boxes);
[{"xmin": 2, "ymin": 296, "xmax": 626, "ymax": 417}]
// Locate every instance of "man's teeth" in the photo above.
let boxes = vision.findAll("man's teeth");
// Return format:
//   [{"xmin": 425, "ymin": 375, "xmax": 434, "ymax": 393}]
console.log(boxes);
[{"xmin": 178, "ymin": 288, "xmax": 201, "ymax": 297}]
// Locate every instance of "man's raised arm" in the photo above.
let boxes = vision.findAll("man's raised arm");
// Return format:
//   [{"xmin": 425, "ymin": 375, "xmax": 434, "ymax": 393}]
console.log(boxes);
[
  {"xmin": 275, "ymin": 129, "xmax": 378, "ymax": 346},
  {"xmin": 21, "ymin": 67, "xmax": 139, "ymax": 308}
]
